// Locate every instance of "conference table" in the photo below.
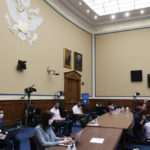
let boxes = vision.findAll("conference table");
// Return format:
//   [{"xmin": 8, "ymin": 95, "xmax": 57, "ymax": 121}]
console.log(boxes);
[
  {"xmin": 46, "ymin": 127, "xmax": 123, "ymax": 150},
  {"xmin": 87, "ymin": 111, "xmax": 133, "ymax": 129},
  {"xmin": 46, "ymin": 111, "xmax": 133, "ymax": 150}
]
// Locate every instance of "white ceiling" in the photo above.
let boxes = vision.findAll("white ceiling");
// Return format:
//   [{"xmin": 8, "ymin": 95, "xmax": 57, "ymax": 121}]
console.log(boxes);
[
  {"xmin": 83, "ymin": 0, "xmax": 150, "ymax": 16},
  {"xmin": 54, "ymin": 0, "xmax": 150, "ymax": 28}
]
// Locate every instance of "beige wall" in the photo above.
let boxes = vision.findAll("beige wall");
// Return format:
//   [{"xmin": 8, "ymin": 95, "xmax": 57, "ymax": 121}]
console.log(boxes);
[
  {"xmin": 96, "ymin": 28, "xmax": 150, "ymax": 96},
  {"xmin": 0, "ymin": 0, "xmax": 91, "ymax": 95}
]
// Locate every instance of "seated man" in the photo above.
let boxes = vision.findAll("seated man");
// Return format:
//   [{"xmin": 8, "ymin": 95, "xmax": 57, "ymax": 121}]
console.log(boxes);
[
  {"xmin": 72, "ymin": 102, "xmax": 90, "ymax": 127},
  {"xmin": 0, "ymin": 108, "xmax": 20, "ymax": 150},
  {"xmin": 144, "ymin": 115, "xmax": 150, "ymax": 143},
  {"xmin": 133, "ymin": 100, "xmax": 147, "ymax": 142},
  {"xmin": 72, "ymin": 102, "xmax": 89, "ymax": 118},
  {"xmin": 50, "ymin": 101, "xmax": 72, "ymax": 136}
]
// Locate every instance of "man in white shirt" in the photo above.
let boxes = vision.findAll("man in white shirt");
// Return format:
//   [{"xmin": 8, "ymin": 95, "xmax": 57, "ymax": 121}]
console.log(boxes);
[
  {"xmin": 50, "ymin": 101, "xmax": 72, "ymax": 136},
  {"xmin": 72, "ymin": 102, "xmax": 83, "ymax": 115},
  {"xmin": 144, "ymin": 122, "xmax": 150, "ymax": 140},
  {"xmin": 72, "ymin": 102, "xmax": 90, "ymax": 128},
  {"xmin": 144, "ymin": 116, "xmax": 150, "ymax": 142}
]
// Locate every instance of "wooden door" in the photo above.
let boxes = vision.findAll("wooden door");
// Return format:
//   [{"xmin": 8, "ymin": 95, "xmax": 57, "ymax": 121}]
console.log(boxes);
[{"xmin": 64, "ymin": 71, "xmax": 81, "ymax": 110}]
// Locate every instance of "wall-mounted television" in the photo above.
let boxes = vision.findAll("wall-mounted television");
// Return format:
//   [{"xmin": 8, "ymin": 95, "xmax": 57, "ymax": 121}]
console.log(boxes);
[{"xmin": 131, "ymin": 70, "xmax": 142, "ymax": 82}]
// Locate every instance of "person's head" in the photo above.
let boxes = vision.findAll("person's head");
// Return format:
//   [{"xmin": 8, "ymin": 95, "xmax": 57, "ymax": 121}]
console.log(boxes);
[
  {"xmin": 40, "ymin": 111, "xmax": 54, "ymax": 130},
  {"xmin": 0, "ymin": 108, "xmax": 4, "ymax": 119},
  {"xmin": 54, "ymin": 101, "xmax": 59, "ymax": 109},
  {"xmin": 108, "ymin": 101, "xmax": 112, "ymax": 106},
  {"xmin": 135, "ymin": 106, "xmax": 143, "ymax": 114},
  {"xmin": 77, "ymin": 102, "xmax": 81, "ymax": 107},
  {"xmin": 146, "ymin": 115, "xmax": 150, "ymax": 121}
]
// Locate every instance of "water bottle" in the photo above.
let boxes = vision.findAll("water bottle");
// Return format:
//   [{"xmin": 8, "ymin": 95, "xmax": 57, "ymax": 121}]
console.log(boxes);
[
  {"xmin": 72, "ymin": 142, "xmax": 77, "ymax": 150},
  {"xmin": 95, "ymin": 118, "xmax": 98, "ymax": 124},
  {"xmin": 67, "ymin": 145, "xmax": 72, "ymax": 150}
]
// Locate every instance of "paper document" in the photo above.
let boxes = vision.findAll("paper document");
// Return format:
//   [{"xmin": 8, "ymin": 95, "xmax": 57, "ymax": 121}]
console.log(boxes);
[
  {"xmin": 90, "ymin": 138, "xmax": 104, "ymax": 144},
  {"xmin": 89, "ymin": 123, "xmax": 99, "ymax": 126}
]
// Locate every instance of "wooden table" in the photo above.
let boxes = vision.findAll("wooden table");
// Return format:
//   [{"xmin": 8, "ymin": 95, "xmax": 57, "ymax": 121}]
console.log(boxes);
[
  {"xmin": 87, "ymin": 112, "xmax": 133, "ymax": 129},
  {"xmin": 46, "ymin": 127, "xmax": 123, "ymax": 150}
]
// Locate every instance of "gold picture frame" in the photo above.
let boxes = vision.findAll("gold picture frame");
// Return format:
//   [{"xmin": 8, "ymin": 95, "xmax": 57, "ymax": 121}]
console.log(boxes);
[{"xmin": 64, "ymin": 48, "xmax": 72, "ymax": 69}]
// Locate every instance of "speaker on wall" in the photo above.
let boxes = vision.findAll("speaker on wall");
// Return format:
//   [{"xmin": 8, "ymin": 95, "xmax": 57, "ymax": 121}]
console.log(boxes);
[
  {"xmin": 148, "ymin": 74, "xmax": 150, "ymax": 88},
  {"xmin": 17, "ymin": 60, "xmax": 27, "ymax": 70},
  {"xmin": 131, "ymin": 70, "xmax": 142, "ymax": 82}
]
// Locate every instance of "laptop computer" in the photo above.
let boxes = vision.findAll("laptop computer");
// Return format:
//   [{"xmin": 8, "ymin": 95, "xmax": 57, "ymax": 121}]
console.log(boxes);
[
  {"xmin": 0, "ymin": 134, "xmax": 6, "ymax": 140},
  {"xmin": 59, "ymin": 130, "xmax": 83, "ymax": 146}
]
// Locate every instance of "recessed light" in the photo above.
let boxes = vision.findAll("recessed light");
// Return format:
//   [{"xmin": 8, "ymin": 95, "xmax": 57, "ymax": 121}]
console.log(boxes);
[
  {"xmin": 140, "ymin": 10, "xmax": 144, "ymax": 14},
  {"xmin": 94, "ymin": 15, "xmax": 98, "ymax": 19},
  {"xmin": 86, "ymin": 9, "xmax": 90, "ymax": 13},
  {"xmin": 111, "ymin": 15, "xmax": 116, "ymax": 20},
  {"xmin": 79, "ymin": 2, "xmax": 82, "ymax": 6},
  {"xmin": 125, "ymin": 12, "xmax": 130, "ymax": 17}
]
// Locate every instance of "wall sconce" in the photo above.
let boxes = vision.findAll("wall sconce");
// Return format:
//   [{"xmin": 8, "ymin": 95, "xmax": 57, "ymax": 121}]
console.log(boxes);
[{"xmin": 47, "ymin": 66, "xmax": 59, "ymax": 75}]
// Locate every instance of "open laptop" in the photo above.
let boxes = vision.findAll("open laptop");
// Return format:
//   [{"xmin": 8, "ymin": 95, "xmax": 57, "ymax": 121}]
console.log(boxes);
[
  {"xmin": 0, "ymin": 134, "xmax": 6, "ymax": 140},
  {"xmin": 59, "ymin": 130, "xmax": 83, "ymax": 146}
]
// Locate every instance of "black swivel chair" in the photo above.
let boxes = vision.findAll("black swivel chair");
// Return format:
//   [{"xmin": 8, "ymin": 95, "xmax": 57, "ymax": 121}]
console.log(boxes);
[
  {"xmin": 34, "ymin": 108, "xmax": 41, "ymax": 125},
  {"xmin": 29, "ymin": 136, "xmax": 36, "ymax": 150},
  {"xmin": 80, "ymin": 117, "xmax": 88, "ymax": 128}
]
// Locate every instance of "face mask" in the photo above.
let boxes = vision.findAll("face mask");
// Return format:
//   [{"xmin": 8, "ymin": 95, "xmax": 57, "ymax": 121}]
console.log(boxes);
[
  {"xmin": 0, "ymin": 114, "xmax": 4, "ymax": 119},
  {"xmin": 48, "ymin": 119, "xmax": 53, "ymax": 125},
  {"xmin": 55, "ymin": 106, "xmax": 59, "ymax": 109}
]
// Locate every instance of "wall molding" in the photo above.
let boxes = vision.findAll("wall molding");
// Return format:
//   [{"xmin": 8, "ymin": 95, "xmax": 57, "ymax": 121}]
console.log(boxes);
[
  {"xmin": 44, "ymin": 0, "xmax": 150, "ymax": 35},
  {"xmin": 0, "ymin": 94, "xmax": 64, "ymax": 100},
  {"xmin": 44, "ymin": 0, "xmax": 93, "ymax": 34},
  {"xmin": 91, "ymin": 96, "xmax": 150, "ymax": 100}
]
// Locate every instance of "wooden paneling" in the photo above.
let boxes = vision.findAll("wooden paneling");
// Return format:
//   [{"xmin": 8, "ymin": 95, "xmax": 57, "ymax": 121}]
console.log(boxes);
[
  {"xmin": 0, "ymin": 100, "xmax": 56, "ymax": 125},
  {"xmin": 64, "ymin": 71, "xmax": 81, "ymax": 104},
  {"xmin": 0, "ymin": 99, "xmax": 147, "ymax": 125},
  {"xmin": 84, "ymin": 99, "xmax": 144, "ymax": 112}
]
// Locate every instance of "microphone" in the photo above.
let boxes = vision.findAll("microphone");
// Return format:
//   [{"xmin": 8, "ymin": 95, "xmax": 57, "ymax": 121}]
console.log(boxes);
[
  {"xmin": 28, "ymin": 84, "xmax": 35, "ymax": 88},
  {"xmin": 31, "ymin": 84, "xmax": 35, "ymax": 88}
]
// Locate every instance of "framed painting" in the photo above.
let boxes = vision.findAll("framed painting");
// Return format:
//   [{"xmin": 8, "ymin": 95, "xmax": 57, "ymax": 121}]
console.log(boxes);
[
  {"xmin": 64, "ymin": 48, "xmax": 72, "ymax": 69},
  {"xmin": 74, "ymin": 52, "xmax": 82, "ymax": 71}
]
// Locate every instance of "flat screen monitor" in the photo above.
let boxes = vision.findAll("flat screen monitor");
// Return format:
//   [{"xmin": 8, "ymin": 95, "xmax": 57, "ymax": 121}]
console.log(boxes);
[{"xmin": 131, "ymin": 70, "xmax": 142, "ymax": 82}]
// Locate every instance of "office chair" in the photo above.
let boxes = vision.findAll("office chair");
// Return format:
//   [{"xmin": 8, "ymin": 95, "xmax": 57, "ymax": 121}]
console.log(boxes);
[
  {"xmin": 68, "ymin": 110, "xmax": 81, "ymax": 126},
  {"xmin": 34, "ymin": 108, "xmax": 41, "ymax": 125},
  {"xmin": 80, "ymin": 117, "xmax": 88, "ymax": 128},
  {"xmin": 29, "ymin": 136, "xmax": 36, "ymax": 150}
]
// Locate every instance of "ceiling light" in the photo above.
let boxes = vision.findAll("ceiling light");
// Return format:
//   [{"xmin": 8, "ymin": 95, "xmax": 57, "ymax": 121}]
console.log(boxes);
[
  {"xmin": 94, "ymin": 15, "xmax": 98, "ymax": 19},
  {"xmin": 86, "ymin": 9, "xmax": 90, "ymax": 13},
  {"xmin": 125, "ymin": 12, "xmax": 130, "ymax": 17},
  {"xmin": 140, "ymin": 10, "xmax": 144, "ymax": 14},
  {"xmin": 111, "ymin": 15, "xmax": 116, "ymax": 20},
  {"xmin": 83, "ymin": 0, "xmax": 150, "ymax": 16},
  {"xmin": 79, "ymin": 2, "xmax": 82, "ymax": 6}
]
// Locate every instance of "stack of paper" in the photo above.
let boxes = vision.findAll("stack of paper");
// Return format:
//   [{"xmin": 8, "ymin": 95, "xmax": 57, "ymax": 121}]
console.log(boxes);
[{"xmin": 90, "ymin": 138, "xmax": 104, "ymax": 144}]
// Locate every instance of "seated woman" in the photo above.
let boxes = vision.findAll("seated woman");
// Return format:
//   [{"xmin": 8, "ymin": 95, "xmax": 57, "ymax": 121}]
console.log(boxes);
[
  {"xmin": 108, "ymin": 101, "xmax": 115, "ymax": 112},
  {"xmin": 34, "ymin": 111, "xmax": 72, "ymax": 150}
]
